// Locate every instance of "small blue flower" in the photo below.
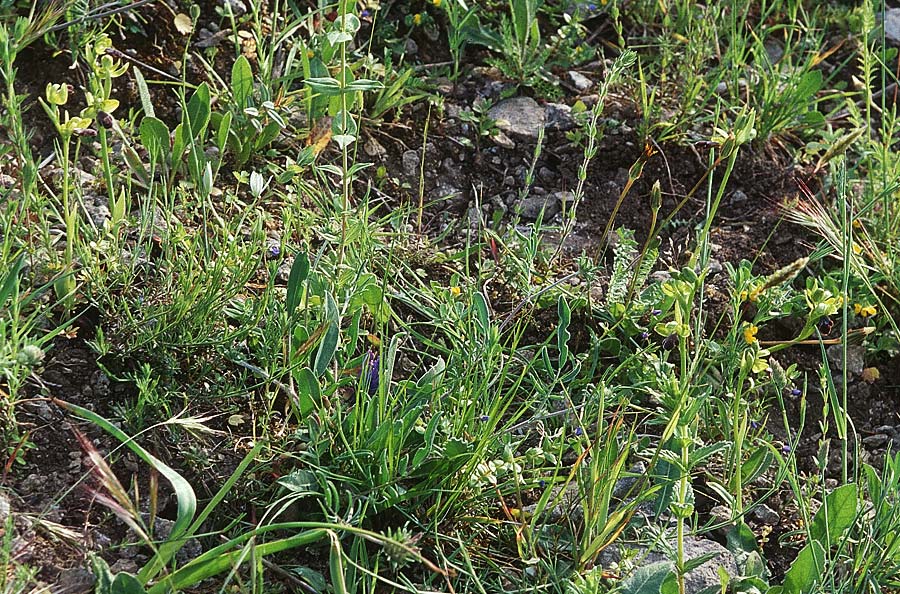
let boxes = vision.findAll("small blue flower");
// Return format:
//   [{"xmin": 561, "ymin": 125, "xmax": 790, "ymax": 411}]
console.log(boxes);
[
  {"xmin": 480, "ymin": 415, "xmax": 489, "ymax": 422},
  {"xmin": 359, "ymin": 349, "xmax": 379, "ymax": 396},
  {"xmin": 539, "ymin": 479, "xmax": 546, "ymax": 488},
  {"xmin": 587, "ymin": 3, "xmax": 597, "ymax": 10},
  {"xmin": 782, "ymin": 444, "xmax": 791, "ymax": 454},
  {"xmin": 361, "ymin": 9, "xmax": 371, "ymax": 17},
  {"xmin": 750, "ymin": 420, "xmax": 760, "ymax": 430},
  {"xmin": 791, "ymin": 388, "xmax": 802, "ymax": 396},
  {"xmin": 267, "ymin": 244, "xmax": 281, "ymax": 258},
  {"xmin": 640, "ymin": 331, "xmax": 650, "ymax": 341},
  {"xmin": 651, "ymin": 309, "xmax": 662, "ymax": 316},
  {"xmin": 575, "ymin": 426, "xmax": 584, "ymax": 436}
]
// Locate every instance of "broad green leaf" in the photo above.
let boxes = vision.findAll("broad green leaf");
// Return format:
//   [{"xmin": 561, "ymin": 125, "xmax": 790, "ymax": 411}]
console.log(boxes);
[
  {"xmin": 620, "ymin": 560, "xmax": 675, "ymax": 594},
  {"xmin": 231, "ymin": 55, "xmax": 253, "ymax": 108},
  {"xmin": 111, "ymin": 572, "xmax": 145, "ymax": 594},
  {"xmin": 294, "ymin": 367, "xmax": 320, "ymax": 416},
  {"xmin": 782, "ymin": 541, "xmax": 825, "ymax": 594},
  {"xmin": 314, "ymin": 322, "xmax": 339, "ymax": 377},
  {"xmin": 0, "ymin": 253, "xmax": 23, "ymax": 308},
  {"xmin": 286, "ymin": 252, "xmax": 310, "ymax": 317},
  {"xmin": 139, "ymin": 117, "xmax": 170, "ymax": 163},
  {"xmin": 185, "ymin": 82, "xmax": 211, "ymax": 138},
  {"xmin": 809, "ymin": 483, "xmax": 857, "ymax": 546}
]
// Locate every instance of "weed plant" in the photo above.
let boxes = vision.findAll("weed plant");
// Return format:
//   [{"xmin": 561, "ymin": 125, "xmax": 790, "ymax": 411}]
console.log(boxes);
[{"xmin": 2, "ymin": 1, "xmax": 900, "ymax": 593}]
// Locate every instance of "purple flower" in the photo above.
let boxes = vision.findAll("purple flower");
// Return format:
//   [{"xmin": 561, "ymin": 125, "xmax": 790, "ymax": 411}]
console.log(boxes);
[
  {"xmin": 539, "ymin": 480, "xmax": 546, "ymax": 488},
  {"xmin": 782, "ymin": 444, "xmax": 791, "ymax": 454},
  {"xmin": 360, "ymin": 349, "xmax": 379, "ymax": 395},
  {"xmin": 480, "ymin": 415, "xmax": 489, "ymax": 422},
  {"xmin": 575, "ymin": 427, "xmax": 584, "ymax": 436},
  {"xmin": 640, "ymin": 331, "xmax": 650, "ymax": 341},
  {"xmin": 361, "ymin": 9, "xmax": 371, "ymax": 17},
  {"xmin": 267, "ymin": 244, "xmax": 281, "ymax": 259},
  {"xmin": 750, "ymin": 420, "xmax": 760, "ymax": 429},
  {"xmin": 790, "ymin": 388, "xmax": 801, "ymax": 396},
  {"xmin": 651, "ymin": 309, "xmax": 662, "ymax": 316},
  {"xmin": 588, "ymin": 3, "xmax": 597, "ymax": 10}
]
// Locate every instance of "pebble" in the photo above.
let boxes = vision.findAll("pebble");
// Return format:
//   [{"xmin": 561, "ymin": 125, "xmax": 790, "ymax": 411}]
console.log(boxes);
[
  {"xmin": 568, "ymin": 70, "xmax": 594, "ymax": 91},
  {"xmin": 488, "ymin": 97, "xmax": 546, "ymax": 138},
  {"xmin": 401, "ymin": 149, "xmax": 419, "ymax": 177},
  {"xmin": 863, "ymin": 434, "xmax": 890, "ymax": 449},
  {"xmin": 751, "ymin": 503, "xmax": 779, "ymax": 524},
  {"xmin": 221, "ymin": 0, "xmax": 247, "ymax": 17},
  {"xmin": 826, "ymin": 344, "xmax": 865, "ymax": 377}
]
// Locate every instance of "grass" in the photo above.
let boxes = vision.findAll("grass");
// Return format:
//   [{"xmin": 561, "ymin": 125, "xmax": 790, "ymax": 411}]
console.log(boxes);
[{"xmin": 2, "ymin": 0, "xmax": 900, "ymax": 593}]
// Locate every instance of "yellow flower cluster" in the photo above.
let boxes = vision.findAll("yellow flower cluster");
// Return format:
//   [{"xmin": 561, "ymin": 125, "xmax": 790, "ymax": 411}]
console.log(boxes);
[
  {"xmin": 853, "ymin": 303, "xmax": 877, "ymax": 318},
  {"xmin": 743, "ymin": 323, "xmax": 758, "ymax": 344}
]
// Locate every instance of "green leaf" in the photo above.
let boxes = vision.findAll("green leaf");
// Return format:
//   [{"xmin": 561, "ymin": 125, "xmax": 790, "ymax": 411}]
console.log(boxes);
[
  {"xmin": 472, "ymin": 291, "xmax": 490, "ymax": 339},
  {"xmin": 557, "ymin": 296, "xmax": 571, "ymax": 369},
  {"xmin": 0, "ymin": 253, "xmax": 23, "ymax": 308},
  {"xmin": 185, "ymin": 82, "xmax": 211, "ymax": 139},
  {"xmin": 54, "ymin": 401, "xmax": 196, "ymax": 584},
  {"xmin": 620, "ymin": 560, "xmax": 675, "ymax": 594},
  {"xmin": 782, "ymin": 541, "xmax": 825, "ymax": 594},
  {"xmin": 809, "ymin": 483, "xmax": 857, "ymax": 546},
  {"xmin": 216, "ymin": 111, "xmax": 232, "ymax": 154},
  {"xmin": 294, "ymin": 367, "xmax": 320, "ymax": 417},
  {"xmin": 139, "ymin": 117, "xmax": 170, "ymax": 163},
  {"xmin": 231, "ymin": 55, "xmax": 253, "ymax": 108},
  {"xmin": 133, "ymin": 67, "xmax": 154, "ymax": 118},
  {"xmin": 305, "ymin": 76, "xmax": 343, "ymax": 96},
  {"xmin": 314, "ymin": 322, "xmax": 339, "ymax": 377},
  {"xmin": 111, "ymin": 572, "xmax": 146, "ymax": 594},
  {"xmin": 286, "ymin": 252, "xmax": 310, "ymax": 317}
]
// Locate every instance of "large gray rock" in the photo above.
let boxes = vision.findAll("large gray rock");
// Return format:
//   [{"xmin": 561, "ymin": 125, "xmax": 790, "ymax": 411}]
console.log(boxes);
[
  {"xmin": 882, "ymin": 8, "xmax": 900, "ymax": 45},
  {"xmin": 601, "ymin": 536, "xmax": 738, "ymax": 594},
  {"xmin": 488, "ymin": 97, "xmax": 545, "ymax": 138},
  {"xmin": 517, "ymin": 190, "xmax": 571, "ymax": 221}
]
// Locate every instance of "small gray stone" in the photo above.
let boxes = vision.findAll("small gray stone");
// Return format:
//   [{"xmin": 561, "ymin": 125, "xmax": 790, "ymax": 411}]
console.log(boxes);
[
  {"xmin": 82, "ymin": 193, "xmax": 110, "ymax": 228},
  {"xmin": 651, "ymin": 270, "xmax": 672, "ymax": 283},
  {"xmin": 545, "ymin": 102, "xmax": 575, "ymax": 132},
  {"xmin": 751, "ymin": 503, "xmax": 780, "ymax": 524},
  {"xmin": 402, "ymin": 150, "xmax": 420, "ymax": 177},
  {"xmin": 864, "ymin": 433, "xmax": 890, "ymax": 449},
  {"xmin": 708, "ymin": 259, "xmax": 723, "ymax": 274},
  {"xmin": 826, "ymin": 345, "xmax": 865, "ymax": 377},
  {"xmin": 488, "ymin": 97, "xmax": 545, "ymax": 138},
  {"xmin": 56, "ymin": 568, "xmax": 95, "ymax": 594},
  {"xmin": 729, "ymin": 189, "xmax": 749, "ymax": 205},
  {"xmin": 568, "ymin": 70, "xmax": 594, "ymax": 91},
  {"xmin": 221, "ymin": 0, "xmax": 247, "ymax": 17},
  {"xmin": 491, "ymin": 130, "xmax": 516, "ymax": 149},
  {"xmin": 518, "ymin": 192, "xmax": 565, "ymax": 220},
  {"xmin": 0, "ymin": 492, "xmax": 10, "ymax": 523},
  {"xmin": 364, "ymin": 137, "xmax": 387, "ymax": 158}
]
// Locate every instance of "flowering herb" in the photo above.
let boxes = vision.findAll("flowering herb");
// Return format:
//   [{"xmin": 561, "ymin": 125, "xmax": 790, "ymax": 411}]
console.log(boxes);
[
  {"xmin": 853, "ymin": 303, "xmax": 877, "ymax": 318},
  {"xmin": 818, "ymin": 316, "xmax": 834, "ymax": 335},
  {"xmin": 743, "ymin": 323, "xmax": 759, "ymax": 344},
  {"xmin": 662, "ymin": 333, "xmax": 678, "ymax": 350},
  {"xmin": 790, "ymin": 388, "xmax": 801, "ymax": 396},
  {"xmin": 359, "ymin": 349, "xmax": 380, "ymax": 396}
]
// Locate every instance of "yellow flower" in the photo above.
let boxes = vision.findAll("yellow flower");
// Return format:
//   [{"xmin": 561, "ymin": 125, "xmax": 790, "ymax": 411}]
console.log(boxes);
[
  {"xmin": 413, "ymin": 12, "xmax": 422, "ymax": 25},
  {"xmin": 450, "ymin": 286, "xmax": 461, "ymax": 297},
  {"xmin": 854, "ymin": 303, "xmax": 876, "ymax": 318},
  {"xmin": 743, "ymin": 324, "xmax": 758, "ymax": 344},
  {"xmin": 432, "ymin": 0, "xmax": 441, "ymax": 6},
  {"xmin": 852, "ymin": 219, "xmax": 863, "ymax": 229},
  {"xmin": 852, "ymin": 243, "xmax": 863, "ymax": 255}
]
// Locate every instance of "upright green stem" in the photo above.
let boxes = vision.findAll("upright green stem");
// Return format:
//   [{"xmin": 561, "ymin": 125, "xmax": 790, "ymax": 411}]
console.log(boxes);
[{"xmin": 98, "ymin": 127, "xmax": 115, "ymax": 209}]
